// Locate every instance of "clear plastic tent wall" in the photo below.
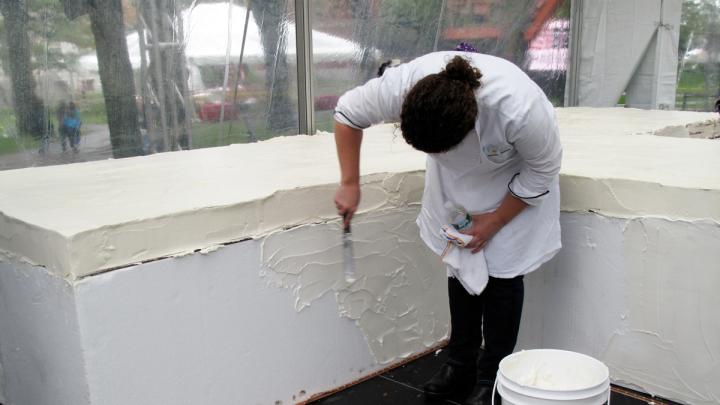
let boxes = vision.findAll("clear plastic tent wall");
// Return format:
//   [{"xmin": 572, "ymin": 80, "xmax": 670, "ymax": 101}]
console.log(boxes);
[
  {"xmin": 0, "ymin": 0, "xmax": 717, "ymax": 171},
  {"xmin": 568, "ymin": 0, "xmax": 682, "ymax": 109}
]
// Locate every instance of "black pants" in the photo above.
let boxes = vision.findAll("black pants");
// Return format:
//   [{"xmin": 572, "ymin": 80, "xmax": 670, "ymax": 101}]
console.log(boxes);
[{"xmin": 446, "ymin": 275, "xmax": 525, "ymax": 385}]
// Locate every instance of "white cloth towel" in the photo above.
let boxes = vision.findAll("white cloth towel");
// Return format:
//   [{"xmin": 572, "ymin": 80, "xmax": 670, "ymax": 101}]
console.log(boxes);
[{"xmin": 442, "ymin": 243, "xmax": 489, "ymax": 295}]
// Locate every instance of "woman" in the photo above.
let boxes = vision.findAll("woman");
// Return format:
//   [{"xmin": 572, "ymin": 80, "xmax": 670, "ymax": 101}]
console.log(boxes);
[
  {"xmin": 57, "ymin": 101, "xmax": 69, "ymax": 152},
  {"xmin": 333, "ymin": 52, "xmax": 562, "ymax": 405},
  {"xmin": 64, "ymin": 102, "xmax": 82, "ymax": 152}
]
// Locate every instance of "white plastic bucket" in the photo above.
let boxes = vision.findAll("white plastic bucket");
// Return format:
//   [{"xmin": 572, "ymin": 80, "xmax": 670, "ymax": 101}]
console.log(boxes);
[{"xmin": 493, "ymin": 349, "xmax": 610, "ymax": 405}]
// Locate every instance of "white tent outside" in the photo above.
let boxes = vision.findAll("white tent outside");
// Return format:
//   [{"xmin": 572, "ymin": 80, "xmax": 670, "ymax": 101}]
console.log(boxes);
[
  {"xmin": 684, "ymin": 48, "xmax": 720, "ymax": 64},
  {"xmin": 567, "ymin": 0, "xmax": 682, "ymax": 109},
  {"xmin": 79, "ymin": 3, "xmax": 363, "ymax": 73},
  {"xmin": 526, "ymin": 20, "xmax": 569, "ymax": 72}
]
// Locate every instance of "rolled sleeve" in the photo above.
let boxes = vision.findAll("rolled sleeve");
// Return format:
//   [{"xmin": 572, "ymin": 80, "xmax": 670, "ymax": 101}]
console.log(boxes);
[
  {"xmin": 506, "ymin": 99, "xmax": 562, "ymax": 206},
  {"xmin": 333, "ymin": 64, "xmax": 408, "ymax": 129}
]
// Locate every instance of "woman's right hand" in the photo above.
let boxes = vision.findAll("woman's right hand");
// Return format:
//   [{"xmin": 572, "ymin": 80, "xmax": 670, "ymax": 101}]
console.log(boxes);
[{"xmin": 334, "ymin": 183, "xmax": 360, "ymax": 228}]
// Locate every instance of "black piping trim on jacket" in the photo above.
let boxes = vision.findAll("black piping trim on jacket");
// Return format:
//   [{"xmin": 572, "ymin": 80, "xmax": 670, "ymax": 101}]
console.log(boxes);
[
  {"xmin": 507, "ymin": 173, "xmax": 549, "ymax": 200},
  {"xmin": 333, "ymin": 110, "xmax": 369, "ymax": 130}
]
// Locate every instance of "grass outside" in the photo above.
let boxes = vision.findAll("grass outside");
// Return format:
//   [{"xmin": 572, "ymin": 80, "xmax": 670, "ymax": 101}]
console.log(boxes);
[
  {"xmin": 677, "ymin": 65, "xmax": 707, "ymax": 94},
  {"xmin": 0, "ymin": 92, "xmax": 107, "ymax": 156},
  {"xmin": 189, "ymin": 114, "xmax": 296, "ymax": 149},
  {"xmin": 77, "ymin": 92, "xmax": 109, "ymax": 125},
  {"xmin": 0, "ymin": 136, "xmax": 38, "ymax": 155},
  {"xmin": 676, "ymin": 63, "xmax": 718, "ymax": 111},
  {"xmin": 0, "ymin": 107, "xmax": 16, "ymax": 133},
  {"xmin": 19, "ymin": 74, "xmax": 352, "ymax": 149},
  {"xmin": 676, "ymin": 96, "xmax": 716, "ymax": 111},
  {"xmin": 192, "ymin": 120, "xmax": 264, "ymax": 149},
  {"xmin": 613, "ymin": 63, "xmax": 718, "ymax": 111},
  {"xmin": 0, "ymin": 108, "xmax": 32, "ymax": 155}
]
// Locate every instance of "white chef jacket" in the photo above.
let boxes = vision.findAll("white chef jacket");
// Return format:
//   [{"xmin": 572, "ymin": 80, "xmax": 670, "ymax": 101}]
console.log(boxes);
[{"xmin": 334, "ymin": 51, "xmax": 562, "ymax": 278}]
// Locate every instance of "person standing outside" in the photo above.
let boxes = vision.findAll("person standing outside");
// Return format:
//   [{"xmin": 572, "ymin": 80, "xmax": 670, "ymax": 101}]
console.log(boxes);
[
  {"xmin": 57, "ymin": 101, "xmax": 69, "ymax": 152},
  {"xmin": 64, "ymin": 102, "xmax": 82, "ymax": 153},
  {"xmin": 333, "ymin": 52, "xmax": 562, "ymax": 405}
]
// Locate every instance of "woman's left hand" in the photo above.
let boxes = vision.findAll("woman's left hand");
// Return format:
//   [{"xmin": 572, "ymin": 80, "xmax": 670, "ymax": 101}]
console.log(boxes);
[{"xmin": 460, "ymin": 212, "xmax": 505, "ymax": 254}]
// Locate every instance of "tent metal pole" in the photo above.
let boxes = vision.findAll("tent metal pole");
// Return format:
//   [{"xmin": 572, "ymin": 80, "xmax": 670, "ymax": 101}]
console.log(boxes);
[
  {"xmin": 295, "ymin": 0, "xmax": 315, "ymax": 135},
  {"xmin": 146, "ymin": 0, "xmax": 171, "ymax": 150},
  {"xmin": 136, "ymin": 15, "xmax": 159, "ymax": 152},
  {"xmin": 433, "ymin": 0, "xmax": 447, "ymax": 52},
  {"xmin": 565, "ymin": 0, "xmax": 583, "ymax": 107},
  {"xmin": 227, "ymin": 0, "xmax": 253, "ymax": 142},
  {"xmin": 176, "ymin": 0, "xmax": 194, "ymax": 149},
  {"xmin": 162, "ymin": 4, "xmax": 181, "ymax": 151},
  {"xmin": 218, "ymin": 0, "xmax": 234, "ymax": 144}
]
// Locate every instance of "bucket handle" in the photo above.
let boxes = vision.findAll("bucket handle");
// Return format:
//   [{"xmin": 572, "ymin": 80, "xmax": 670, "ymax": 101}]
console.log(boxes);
[{"xmin": 491, "ymin": 372, "xmax": 498, "ymax": 405}]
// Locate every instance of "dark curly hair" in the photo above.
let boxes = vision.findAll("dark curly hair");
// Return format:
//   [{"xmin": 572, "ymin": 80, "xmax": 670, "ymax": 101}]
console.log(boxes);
[{"xmin": 400, "ymin": 56, "xmax": 482, "ymax": 153}]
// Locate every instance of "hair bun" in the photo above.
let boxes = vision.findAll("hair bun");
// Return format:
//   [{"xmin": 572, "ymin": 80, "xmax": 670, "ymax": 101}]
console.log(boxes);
[{"xmin": 442, "ymin": 56, "xmax": 482, "ymax": 89}]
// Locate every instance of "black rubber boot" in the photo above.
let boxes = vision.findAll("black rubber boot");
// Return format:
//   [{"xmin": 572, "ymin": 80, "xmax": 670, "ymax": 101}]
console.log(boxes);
[
  {"xmin": 463, "ymin": 384, "xmax": 494, "ymax": 405},
  {"xmin": 423, "ymin": 363, "xmax": 475, "ymax": 397}
]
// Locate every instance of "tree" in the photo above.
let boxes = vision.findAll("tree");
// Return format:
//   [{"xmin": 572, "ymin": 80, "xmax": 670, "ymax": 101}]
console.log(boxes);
[
  {"xmin": 249, "ymin": 0, "xmax": 296, "ymax": 133},
  {"xmin": 347, "ymin": 0, "xmax": 379, "ymax": 82},
  {"xmin": 138, "ymin": 0, "xmax": 191, "ymax": 152},
  {"xmin": 680, "ymin": 0, "xmax": 720, "ymax": 101},
  {"xmin": 61, "ymin": 0, "xmax": 143, "ymax": 158},
  {"xmin": 376, "ymin": 0, "xmax": 442, "ymax": 58},
  {"xmin": 0, "ymin": 0, "xmax": 46, "ymax": 137},
  {"xmin": 28, "ymin": 0, "xmax": 94, "ymax": 72}
]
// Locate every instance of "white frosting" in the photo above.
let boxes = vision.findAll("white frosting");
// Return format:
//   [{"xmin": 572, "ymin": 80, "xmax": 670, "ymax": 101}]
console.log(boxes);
[
  {"xmin": 1, "ymin": 108, "xmax": 718, "ymax": 404},
  {"xmin": 261, "ymin": 208, "xmax": 449, "ymax": 364},
  {"xmin": 0, "ymin": 127, "xmax": 425, "ymax": 279},
  {"xmin": 501, "ymin": 350, "xmax": 608, "ymax": 390},
  {"xmin": 517, "ymin": 213, "xmax": 720, "ymax": 405},
  {"xmin": 558, "ymin": 110, "xmax": 720, "ymax": 222},
  {"xmin": 0, "ymin": 108, "xmax": 718, "ymax": 279}
]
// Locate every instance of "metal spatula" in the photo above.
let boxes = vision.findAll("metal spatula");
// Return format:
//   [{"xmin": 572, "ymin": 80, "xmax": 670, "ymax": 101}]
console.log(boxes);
[{"xmin": 342, "ymin": 214, "xmax": 357, "ymax": 283}]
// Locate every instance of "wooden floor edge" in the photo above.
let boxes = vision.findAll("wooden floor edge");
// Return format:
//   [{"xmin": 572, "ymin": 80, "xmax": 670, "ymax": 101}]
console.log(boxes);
[
  {"xmin": 610, "ymin": 384, "xmax": 676, "ymax": 405},
  {"xmin": 298, "ymin": 340, "xmax": 449, "ymax": 405}
]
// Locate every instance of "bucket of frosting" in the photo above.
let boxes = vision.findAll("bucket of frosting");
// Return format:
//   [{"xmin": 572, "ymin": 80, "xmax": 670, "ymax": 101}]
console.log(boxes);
[{"xmin": 494, "ymin": 349, "xmax": 610, "ymax": 405}]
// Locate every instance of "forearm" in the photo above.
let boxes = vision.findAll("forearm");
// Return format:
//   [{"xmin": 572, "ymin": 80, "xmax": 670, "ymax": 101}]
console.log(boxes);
[
  {"xmin": 464, "ymin": 192, "xmax": 528, "ymax": 253},
  {"xmin": 334, "ymin": 121, "xmax": 363, "ymax": 185},
  {"xmin": 494, "ymin": 192, "xmax": 528, "ymax": 226}
]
